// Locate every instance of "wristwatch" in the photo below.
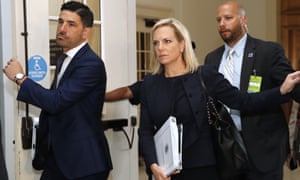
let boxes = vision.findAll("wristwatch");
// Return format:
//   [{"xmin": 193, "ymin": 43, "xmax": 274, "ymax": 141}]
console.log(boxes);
[{"xmin": 14, "ymin": 73, "xmax": 25, "ymax": 84}]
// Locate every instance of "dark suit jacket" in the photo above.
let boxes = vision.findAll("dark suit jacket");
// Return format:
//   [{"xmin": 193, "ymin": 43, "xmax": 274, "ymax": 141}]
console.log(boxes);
[
  {"xmin": 139, "ymin": 65, "xmax": 289, "ymax": 172},
  {"xmin": 204, "ymin": 34, "xmax": 300, "ymax": 172},
  {"xmin": 17, "ymin": 44, "xmax": 112, "ymax": 179}
]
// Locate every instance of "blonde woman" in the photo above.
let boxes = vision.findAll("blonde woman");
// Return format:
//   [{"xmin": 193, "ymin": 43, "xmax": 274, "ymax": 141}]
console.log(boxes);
[{"xmin": 138, "ymin": 18, "xmax": 300, "ymax": 180}]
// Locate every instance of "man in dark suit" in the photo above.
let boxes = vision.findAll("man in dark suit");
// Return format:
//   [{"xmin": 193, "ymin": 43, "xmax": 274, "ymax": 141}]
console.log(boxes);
[
  {"xmin": 204, "ymin": 1, "xmax": 300, "ymax": 180},
  {"xmin": 3, "ymin": 1, "xmax": 112, "ymax": 179}
]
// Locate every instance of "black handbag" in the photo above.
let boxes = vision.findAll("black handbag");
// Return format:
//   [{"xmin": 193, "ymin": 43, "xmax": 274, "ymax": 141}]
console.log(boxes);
[{"xmin": 197, "ymin": 67, "xmax": 248, "ymax": 179}]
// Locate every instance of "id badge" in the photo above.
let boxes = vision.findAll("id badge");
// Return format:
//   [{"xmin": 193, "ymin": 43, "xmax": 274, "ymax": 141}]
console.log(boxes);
[{"xmin": 247, "ymin": 75, "xmax": 262, "ymax": 93}]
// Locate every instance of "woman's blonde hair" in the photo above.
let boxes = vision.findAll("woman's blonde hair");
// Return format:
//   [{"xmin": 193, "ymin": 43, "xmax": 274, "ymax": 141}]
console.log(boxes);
[{"xmin": 151, "ymin": 18, "xmax": 199, "ymax": 74}]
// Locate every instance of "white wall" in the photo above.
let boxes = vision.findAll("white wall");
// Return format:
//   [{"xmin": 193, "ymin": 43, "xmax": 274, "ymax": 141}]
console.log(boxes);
[
  {"xmin": 12, "ymin": 0, "xmax": 49, "ymax": 179},
  {"xmin": 0, "ymin": 0, "xmax": 16, "ymax": 179},
  {"xmin": 102, "ymin": 0, "xmax": 138, "ymax": 179},
  {"xmin": 0, "ymin": 0, "xmax": 49, "ymax": 179}
]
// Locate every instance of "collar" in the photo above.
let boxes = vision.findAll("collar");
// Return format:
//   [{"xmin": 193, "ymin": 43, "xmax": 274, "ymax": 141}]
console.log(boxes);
[
  {"xmin": 65, "ymin": 41, "xmax": 87, "ymax": 59},
  {"xmin": 224, "ymin": 34, "xmax": 247, "ymax": 58}
]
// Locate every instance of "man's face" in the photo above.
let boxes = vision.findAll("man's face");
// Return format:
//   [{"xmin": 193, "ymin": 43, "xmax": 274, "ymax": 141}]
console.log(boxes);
[
  {"xmin": 56, "ymin": 10, "xmax": 90, "ymax": 52},
  {"xmin": 216, "ymin": 3, "xmax": 246, "ymax": 46}
]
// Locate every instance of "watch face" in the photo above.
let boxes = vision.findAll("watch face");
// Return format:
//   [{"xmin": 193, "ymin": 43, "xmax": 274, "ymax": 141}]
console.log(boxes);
[{"xmin": 16, "ymin": 73, "xmax": 24, "ymax": 79}]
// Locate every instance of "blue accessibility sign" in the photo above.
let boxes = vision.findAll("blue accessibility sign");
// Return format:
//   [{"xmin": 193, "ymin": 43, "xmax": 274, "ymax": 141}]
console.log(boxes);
[{"xmin": 28, "ymin": 55, "xmax": 47, "ymax": 81}]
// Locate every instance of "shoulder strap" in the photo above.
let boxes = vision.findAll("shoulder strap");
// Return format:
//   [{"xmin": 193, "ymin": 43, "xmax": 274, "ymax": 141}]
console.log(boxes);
[{"xmin": 197, "ymin": 66, "xmax": 209, "ymax": 99}]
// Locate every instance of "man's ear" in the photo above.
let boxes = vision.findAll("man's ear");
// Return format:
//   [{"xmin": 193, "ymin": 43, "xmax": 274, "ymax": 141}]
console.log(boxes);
[
  {"xmin": 82, "ymin": 27, "xmax": 92, "ymax": 40},
  {"xmin": 242, "ymin": 16, "xmax": 247, "ymax": 28}
]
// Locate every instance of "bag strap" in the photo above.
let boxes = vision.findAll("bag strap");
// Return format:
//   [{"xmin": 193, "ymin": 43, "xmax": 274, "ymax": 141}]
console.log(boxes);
[
  {"xmin": 197, "ymin": 66, "xmax": 219, "ymax": 125},
  {"xmin": 197, "ymin": 66, "xmax": 209, "ymax": 99},
  {"xmin": 197, "ymin": 66, "xmax": 232, "ymax": 128},
  {"xmin": 197, "ymin": 66, "xmax": 248, "ymax": 157}
]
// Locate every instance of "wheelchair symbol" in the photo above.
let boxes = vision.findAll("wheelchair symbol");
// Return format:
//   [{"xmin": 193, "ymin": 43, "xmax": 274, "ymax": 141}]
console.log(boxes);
[{"xmin": 34, "ymin": 60, "xmax": 41, "ymax": 71}]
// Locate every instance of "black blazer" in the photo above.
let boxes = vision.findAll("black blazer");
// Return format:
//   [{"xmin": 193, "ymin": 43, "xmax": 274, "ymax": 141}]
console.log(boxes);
[
  {"xmin": 139, "ymin": 65, "xmax": 289, "ymax": 171},
  {"xmin": 204, "ymin": 34, "xmax": 300, "ymax": 172},
  {"xmin": 17, "ymin": 44, "xmax": 112, "ymax": 179}
]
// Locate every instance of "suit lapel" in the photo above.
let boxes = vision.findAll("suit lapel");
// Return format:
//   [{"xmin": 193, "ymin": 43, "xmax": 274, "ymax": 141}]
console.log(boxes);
[
  {"xmin": 213, "ymin": 47, "xmax": 225, "ymax": 67},
  {"xmin": 57, "ymin": 44, "xmax": 90, "ymax": 86},
  {"xmin": 240, "ymin": 36, "xmax": 256, "ymax": 92}
]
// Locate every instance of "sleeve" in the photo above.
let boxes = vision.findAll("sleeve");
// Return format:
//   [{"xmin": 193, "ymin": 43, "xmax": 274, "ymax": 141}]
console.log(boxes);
[
  {"xmin": 260, "ymin": 42, "xmax": 300, "ymax": 102},
  {"xmin": 17, "ymin": 56, "xmax": 105, "ymax": 114},
  {"xmin": 272, "ymin": 47, "xmax": 300, "ymax": 102},
  {"xmin": 200, "ymin": 65, "xmax": 290, "ymax": 113},
  {"xmin": 138, "ymin": 76, "xmax": 157, "ymax": 169},
  {"xmin": 128, "ymin": 81, "xmax": 142, "ymax": 105}
]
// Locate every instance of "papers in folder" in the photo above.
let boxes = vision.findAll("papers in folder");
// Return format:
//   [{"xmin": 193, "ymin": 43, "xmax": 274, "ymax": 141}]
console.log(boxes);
[{"xmin": 154, "ymin": 116, "xmax": 183, "ymax": 176}]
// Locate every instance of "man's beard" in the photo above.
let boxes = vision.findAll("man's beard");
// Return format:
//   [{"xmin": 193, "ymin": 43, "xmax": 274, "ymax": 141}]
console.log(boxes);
[{"xmin": 221, "ymin": 34, "xmax": 235, "ymax": 44}]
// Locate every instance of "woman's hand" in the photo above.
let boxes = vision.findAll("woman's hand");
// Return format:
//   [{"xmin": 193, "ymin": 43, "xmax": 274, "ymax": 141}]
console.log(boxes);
[
  {"xmin": 280, "ymin": 71, "xmax": 300, "ymax": 95},
  {"xmin": 150, "ymin": 163, "xmax": 171, "ymax": 180}
]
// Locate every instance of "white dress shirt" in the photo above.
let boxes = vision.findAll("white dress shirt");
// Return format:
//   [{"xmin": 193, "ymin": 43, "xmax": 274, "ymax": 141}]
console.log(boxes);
[{"xmin": 219, "ymin": 34, "xmax": 247, "ymax": 131}]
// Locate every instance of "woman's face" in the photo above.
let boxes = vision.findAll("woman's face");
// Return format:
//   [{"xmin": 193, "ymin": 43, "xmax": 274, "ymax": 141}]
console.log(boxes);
[{"xmin": 152, "ymin": 25, "xmax": 184, "ymax": 66}]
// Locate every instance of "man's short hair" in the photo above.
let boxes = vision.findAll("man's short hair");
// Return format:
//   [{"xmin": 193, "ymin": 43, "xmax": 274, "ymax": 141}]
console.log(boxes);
[{"xmin": 61, "ymin": 1, "xmax": 94, "ymax": 27}]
